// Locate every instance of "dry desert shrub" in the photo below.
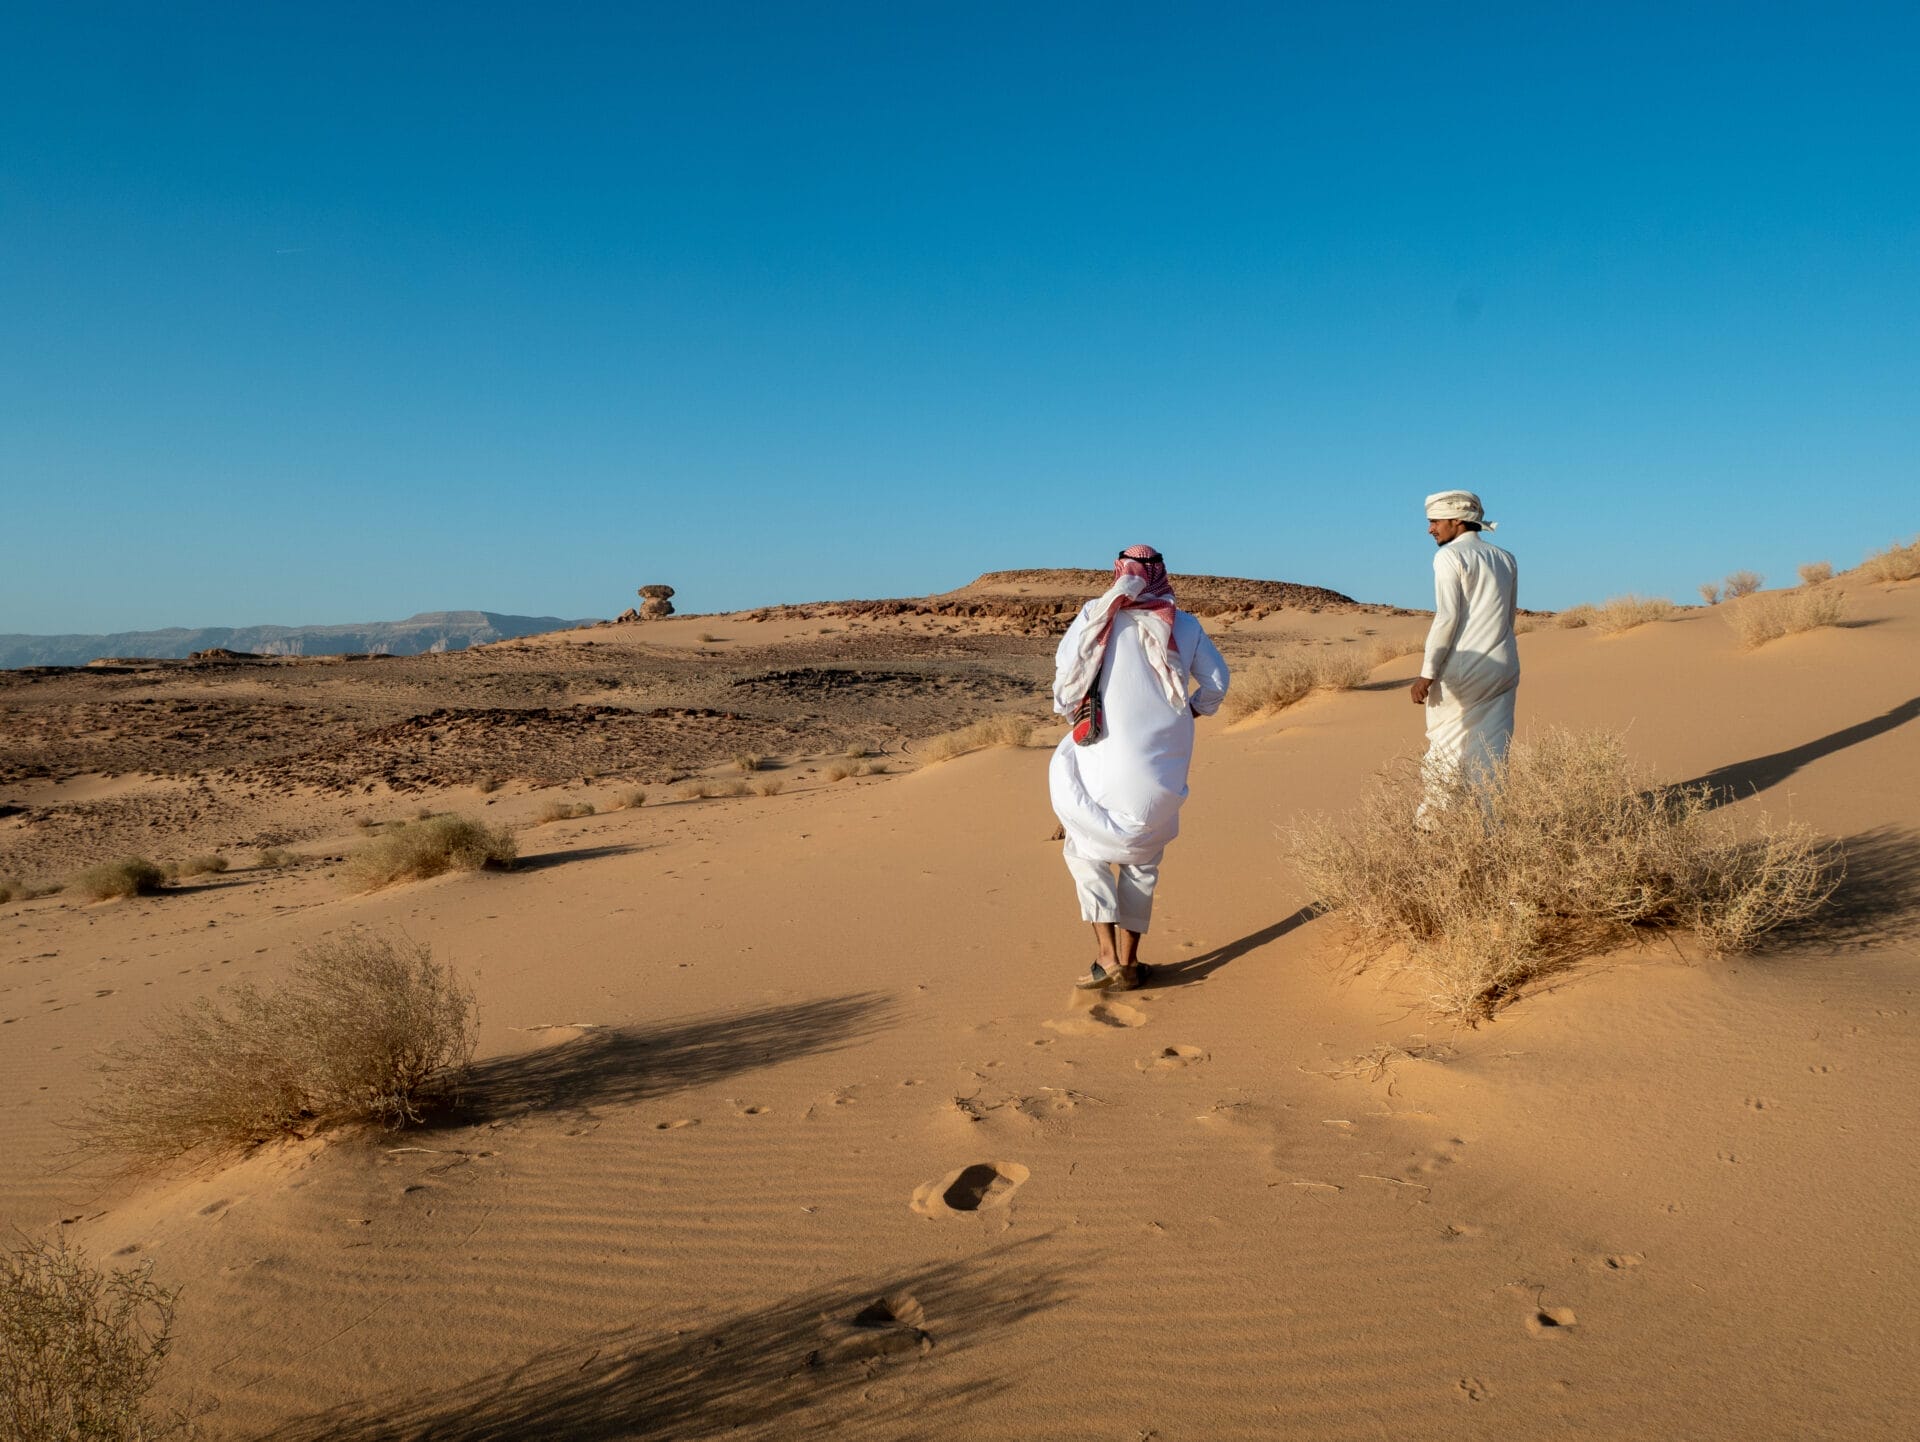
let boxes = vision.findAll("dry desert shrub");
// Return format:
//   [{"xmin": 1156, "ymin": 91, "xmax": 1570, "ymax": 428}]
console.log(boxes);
[
  {"xmin": 535, "ymin": 799, "xmax": 594, "ymax": 824},
  {"xmin": 919, "ymin": 715, "xmax": 1035, "ymax": 763},
  {"xmin": 1366, "ymin": 636, "xmax": 1424, "ymax": 667},
  {"xmin": 753, "ymin": 778, "xmax": 785, "ymax": 797},
  {"xmin": 1510, "ymin": 615, "xmax": 1541, "ymax": 635},
  {"xmin": 1797, "ymin": 560, "xmax": 1834, "ymax": 586},
  {"xmin": 1289, "ymin": 730, "xmax": 1838, "ymax": 1020},
  {"xmin": 668, "ymin": 778, "xmax": 751, "ymax": 801},
  {"xmin": 1723, "ymin": 570, "xmax": 1765, "ymax": 599},
  {"xmin": 844, "ymin": 744, "xmax": 871, "ymax": 759},
  {"xmin": 1697, "ymin": 583, "xmax": 1721, "ymax": 606},
  {"xmin": 1593, "ymin": 595, "xmax": 1676, "ymax": 634},
  {"xmin": 175, "ymin": 855, "xmax": 228, "ymax": 879},
  {"xmin": 70, "ymin": 858, "xmax": 166, "ymax": 902},
  {"xmin": 345, "ymin": 815, "xmax": 516, "ymax": 891},
  {"xmin": 732, "ymin": 753, "xmax": 767, "ymax": 773},
  {"xmin": 1, "ymin": 1235, "xmax": 194, "ymax": 1441},
  {"xmin": 1856, "ymin": 536, "xmax": 1920, "ymax": 583},
  {"xmin": 1724, "ymin": 587, "xmax": 1847, "ymax": 649},
  {"xmin": 474, "ymin": 775, "xmax": 502, "ymax": 795},
  {"xmin": 1555, "ymin": 604, "xmax": 1597, "ymax": 629},
  {"xmin": 253, "ymin": 849, "xmax": 295, "ymax": 870},
  {"xmin": 607, "ymin": 788, "xmax": 648, "ymax": 810},
  {"xmin": 1221, "ymin": 648, "xmax": 1370, "ymax": 723},
  {"xmin": 78, "ymin": 932, "xmax": 476, "ymax": 1163},
  {"xmin": 822, "ymin": 762, "xmax": 855, "ymax": 782}
]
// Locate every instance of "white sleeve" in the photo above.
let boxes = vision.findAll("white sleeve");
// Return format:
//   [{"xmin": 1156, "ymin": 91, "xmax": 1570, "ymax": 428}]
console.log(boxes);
[
  {"xmin": 1052, "ymin": 607, "xmax": 1093, "ymax": 715},
  {"xmin": 1422, "ymin": 551, "xmax": 1466, "ymax": 681},
  {"xmin": 1187, "ymin": 622, "xmax": 1231, "ymax": 717}
]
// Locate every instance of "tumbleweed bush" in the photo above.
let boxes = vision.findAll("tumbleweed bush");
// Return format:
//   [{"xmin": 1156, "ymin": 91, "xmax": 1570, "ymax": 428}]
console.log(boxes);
[
  {"xmin": 345, "ymin": 814, "xmax": 516, "ymax": 891},
  {"xmin": 1797, "ymin": 561, "xmax": 1834, "ymax": 586},
  {"xmin": 1723, "ymin": 570, "xmax": 1765, "ymax": 599},
  {"xmin": 1594, "ymin": 595, "xmax": 1677, "ymax": 634},
  {"xmin": 1221, "ymin": 648, "xmax": 1370, "ymax": 723},
  {"xmin": 1856, "ymin": 536, "xmax": 1920, "ymax": 583},
  {"xmin": 1, "ymin": 1235, "xmax": 194, "ymax": 1441},
  {"xmin": 1288, "ymin": 730, "xmax": 1838, "ymax": 1020},
  {"xmin": 79, "ymin": 932, "xmax": 476, "ymax": 1163},
  {"xmin": 70, "ymin": 858, "xmax": 167, "ymax": 902},
  {"xmin": 919, "ymin": 715, "xmax": 1034, "ymax": 762},
  {"xmin": 1724, "ymin": 588, "xmax": 1847, "ymax": 649}
]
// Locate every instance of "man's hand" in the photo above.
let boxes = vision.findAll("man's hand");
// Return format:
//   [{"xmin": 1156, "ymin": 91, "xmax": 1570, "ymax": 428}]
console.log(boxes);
[{"xmin": 1410, "ymin": 677, "xmax": 1433, "ymax": 705}]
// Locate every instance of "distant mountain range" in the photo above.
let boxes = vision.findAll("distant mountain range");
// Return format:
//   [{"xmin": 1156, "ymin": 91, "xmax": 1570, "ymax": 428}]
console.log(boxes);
[{"xmin": 0, "ymin": 611, "xmax": 600, "ymax": 669}]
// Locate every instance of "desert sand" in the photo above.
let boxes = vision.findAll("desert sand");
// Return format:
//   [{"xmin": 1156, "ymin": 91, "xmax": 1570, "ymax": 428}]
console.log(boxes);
[{"xmin": 2, "ymin": 568, "xmax": 1916, "ymax": 1439}]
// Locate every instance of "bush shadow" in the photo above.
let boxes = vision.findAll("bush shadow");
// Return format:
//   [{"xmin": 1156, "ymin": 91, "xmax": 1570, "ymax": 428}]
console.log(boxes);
[
  {"xmin": 273, "ymin": 1237, "xmax": 1074, "ymax": 1442},
  {"xmin": 1756, "ymin": 826, "xmax": 1920, "ymax": 952},
  {"xmin": 447, "ymin": 992, "xmax": 894, "ymax": 1124},
  {"xmin": 506, "ymin": 843, "xmax": 649, "ymax": 874}
]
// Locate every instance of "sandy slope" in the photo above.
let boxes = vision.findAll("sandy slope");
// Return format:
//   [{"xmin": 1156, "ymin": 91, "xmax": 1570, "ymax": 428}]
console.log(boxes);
[{"xmin": 2, "ymin": 576, "xmax": 1916, "ymax": 1440}]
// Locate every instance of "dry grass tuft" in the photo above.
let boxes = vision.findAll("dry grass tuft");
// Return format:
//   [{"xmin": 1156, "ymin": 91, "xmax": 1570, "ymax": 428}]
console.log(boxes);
[
  {"xmin": 1593, "ymin": 595, "xmax": 1676, "ymax": 634},
  {"xmin": 607, "ymin": 788, "xmax": 648, "ymax": 810},
  {"xmin": 1366, "ymin": 636, "xmax": 1425, "ymax": 667},
  {"xmin": 253, "ymin": 849, "xmax": 296, "ymax": 870},
  {"xmin": 474, "ymin": 775, "xmax": 502, "ymax": 795},
  {"xmin": 1289, "ymin": 730, "xmax": 1838, "ymax": 1020},
  {"xmin": 752, "ymin": 778, "xmax": 785, "ymax": 797},
  {"xmin": 822, "ymin": 762, "xmax": 855, "ymax": 782},
  {"xmin": 344, "ymin": 815, "xmax": 516, "ymax": 891},
  {"xmin": 732, "ymin": 753, "xmax": 767, "ymax": 773},
  {"xmin": 668, "ymin": 778, "xmax": 751, "ymax": 801},
  {"xmin": 844, "ymin": 743, "xmax": 871, "ymax": 759},
  {"xmin": 1724, "ymin": 587, "xmax": 1847, "ymax": 649},
  {"xmin": 1221, "ymin": 648, "xmax": 1371, "ymax": 723},
  {"xmin": 1, "ymin": 1235, "xmax": 195, "ymax": 1440},
  {"xmin": 71, "ymin": 858, "xmax": 167, "ymax": 902},
  {"xmin": 919, "ymin": 715, "xmax": 1035, "ymax": 763},
  {"xmin": 78, "ymin": 931, "xmax": 476, "ymax": 1163},
  {"xmin": 1856, "ymin": 536, "xmax": 1920, "ymax": 583},
  {"xmin": 1797, "ymin": 560, "xmax": 1834, "ymax": 586},
  {"xmin": 1697, "ymin": 583, "xmax": 1721, "ymax": 607},
  {"xmin": 175, "ymin": 854, "xmax": 229, "ymax": 878},
  {"xmin": 534, "ymin": 799, "xmax": 595, "ymax": 824},
  {"xmin": 1555, "ymin": 604, "xmax": 1597, "ymax": 629},
  {"xmin": 1723, "ymin": 570, "xmax": 1765, "ymax": 599}
]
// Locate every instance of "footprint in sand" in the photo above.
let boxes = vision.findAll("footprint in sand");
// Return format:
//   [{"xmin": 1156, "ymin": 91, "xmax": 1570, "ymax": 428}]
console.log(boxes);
[
  {"xmin": 1455, "ymin": 1378, "xmax": 1490, "ymax": 1402},
  {"xmin": 738, "ymin": 1104, "xmax": 770, "ymax": 1117},
  {"xmin": 1601, "ymin": 1252, "xmax": 1644, "ymax": 1272},
  {"xmin": 1043, "ymin": 1000, "xmax": 1147, "ymax": 1037},
  {"xmin": 653, "ymin": 1118, "xmax": 698, "ymax": 1131},
  {"xmin": 1525, "ymin": 1306, "xmax": 1577, "ymax": 1336},
  {"xmin": 812, "ymin": 1292, "xmax": 932, "ymax": 1365},
  {"xmin": 1138, "ymin": 1044, "xmax": 1207, "ymax": 1071},
  {"xmin": 911, "ymin": 1161, "xmax": 1030, "ymax": 1216}
]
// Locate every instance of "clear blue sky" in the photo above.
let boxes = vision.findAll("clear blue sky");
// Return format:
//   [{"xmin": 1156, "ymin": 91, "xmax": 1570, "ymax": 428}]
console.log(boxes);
[{"xmin": 3, "ymin": 2, "xmax": 1915, "ymax": 633}]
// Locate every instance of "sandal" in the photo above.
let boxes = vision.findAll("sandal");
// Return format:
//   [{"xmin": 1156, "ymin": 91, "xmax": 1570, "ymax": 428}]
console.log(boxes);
[{"xmin": 1074, "ymin": 961, "xmax": 1125, "ymax": 991}]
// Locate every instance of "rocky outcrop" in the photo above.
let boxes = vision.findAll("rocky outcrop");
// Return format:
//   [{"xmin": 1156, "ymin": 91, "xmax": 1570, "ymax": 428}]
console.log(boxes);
[{"xmin": 637, "ymin": 585, "xmax": 676, "ymax": 620}]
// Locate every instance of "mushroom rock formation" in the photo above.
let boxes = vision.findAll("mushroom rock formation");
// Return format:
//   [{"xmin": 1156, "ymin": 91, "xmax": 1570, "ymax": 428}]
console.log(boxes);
[{"xmin": 637, "ymin": 584, "xmax": 676, "ymax": 620}]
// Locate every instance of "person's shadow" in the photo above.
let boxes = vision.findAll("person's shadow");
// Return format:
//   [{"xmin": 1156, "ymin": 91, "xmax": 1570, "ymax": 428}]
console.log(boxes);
[
  {"xmin": 1672, "ymin": 696, "xmax": 1920, "ymax": 810},
  {"xmin": 1144, "ymin": 905, "xmax": 1317, "ymax": 987}
]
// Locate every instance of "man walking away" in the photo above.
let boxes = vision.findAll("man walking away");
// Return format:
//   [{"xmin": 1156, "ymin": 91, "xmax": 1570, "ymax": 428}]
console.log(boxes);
[{"xmin": 1409, "ymin": 490, "xmax": 1519, "ymax": 825}]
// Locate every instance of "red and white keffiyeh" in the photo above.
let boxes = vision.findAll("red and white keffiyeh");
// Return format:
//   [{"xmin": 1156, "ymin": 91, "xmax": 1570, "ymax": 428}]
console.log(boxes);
[{"xmin": 1054, "ymin": 546, "xmax": 1186, "ymax": 714}]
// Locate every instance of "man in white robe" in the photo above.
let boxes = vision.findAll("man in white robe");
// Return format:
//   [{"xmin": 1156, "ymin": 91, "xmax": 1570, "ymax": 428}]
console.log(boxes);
[
  {"xmin": 1049, "ymin": 546, "xmax": 1230, "ymax": 989},
  {"xmin": 1410, "ymin": 491, "xmax": 1519, "ymax": 823}
]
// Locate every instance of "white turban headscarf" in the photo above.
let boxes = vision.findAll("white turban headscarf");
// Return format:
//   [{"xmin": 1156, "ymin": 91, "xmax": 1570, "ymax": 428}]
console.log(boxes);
[{"xmin": 1424, "ymin": 490, "xmax": 1496, "ymax": 530}]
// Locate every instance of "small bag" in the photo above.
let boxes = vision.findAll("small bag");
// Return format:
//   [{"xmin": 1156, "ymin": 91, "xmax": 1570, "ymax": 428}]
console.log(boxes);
[{"xmin": 1070, "ymin": 685, "xmax": 1105, "ymax": 746}]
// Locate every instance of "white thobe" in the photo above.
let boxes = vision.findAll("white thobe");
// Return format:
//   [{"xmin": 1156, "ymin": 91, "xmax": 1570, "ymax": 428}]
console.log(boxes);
[
  {"xmin": 1420, "ymin": 532, "xmax": 1520, "ymax": 804},
  {"xmin": 1049, "ymin": 607, "xmax": 1230, "ymax": 865}
]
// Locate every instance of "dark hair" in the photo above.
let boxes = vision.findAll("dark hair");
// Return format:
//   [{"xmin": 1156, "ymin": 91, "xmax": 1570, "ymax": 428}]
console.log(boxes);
[{"xmin": 1461, "ymin": 521, "xmax": 1482, "ymax": 532}]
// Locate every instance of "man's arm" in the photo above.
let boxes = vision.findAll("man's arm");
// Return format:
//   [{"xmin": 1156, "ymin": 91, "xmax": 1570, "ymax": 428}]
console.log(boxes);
[
  {"xmin": 1412, "ymin": 552, "xmax": 1466, "ymax": 705},
  {"xmin": 1187, "ymin": 626, "xmax": 1231, "ymax": 717}
]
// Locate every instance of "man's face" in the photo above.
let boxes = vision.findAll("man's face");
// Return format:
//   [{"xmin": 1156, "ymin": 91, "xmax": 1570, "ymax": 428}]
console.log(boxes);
[{"xmin": 1428, "ymin": 516, "xmax": 1469, "ymax": 546}]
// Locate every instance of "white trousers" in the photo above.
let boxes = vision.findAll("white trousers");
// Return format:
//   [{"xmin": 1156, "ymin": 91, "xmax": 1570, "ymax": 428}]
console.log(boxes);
[{"xmin": 1063, "ymin": 843, "xmax": 1163, "ymax": 933}]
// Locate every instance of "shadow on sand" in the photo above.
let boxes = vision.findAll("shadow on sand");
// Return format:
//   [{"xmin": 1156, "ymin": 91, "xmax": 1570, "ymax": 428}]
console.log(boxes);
[
  {"xmin": 273, "ymin": 1238, "xmax": 1075, "ymax": 1442},
  {"xmin": 1145, "ymin": 906, "xmax": 1318, "ymax": 987},
  {"xmin": 1671, "ymin": 696, "xmax": 1920, "ymax": 810},
  {"xmin": 504, "ymin": 842, "xmax": 650, "ymax": 875},
  {"xmin": 445, "ymin": 992, "xmax": 895, "ymax": 1125},
  {"xmin": 1758, "ymin": 826, "xmax": 1920, "ymax": 952}
]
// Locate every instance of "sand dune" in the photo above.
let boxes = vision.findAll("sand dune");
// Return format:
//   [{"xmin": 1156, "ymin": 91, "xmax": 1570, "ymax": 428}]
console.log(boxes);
[{"xmin": 3, "ymin": 572, "xmax": 1916, "ymax": 1439}]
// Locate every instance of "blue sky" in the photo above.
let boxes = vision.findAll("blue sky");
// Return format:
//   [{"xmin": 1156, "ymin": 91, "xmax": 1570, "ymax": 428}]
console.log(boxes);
[{"xmin": 3, "ymin": 2, "xmax": 1915, "ymax": 633}]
